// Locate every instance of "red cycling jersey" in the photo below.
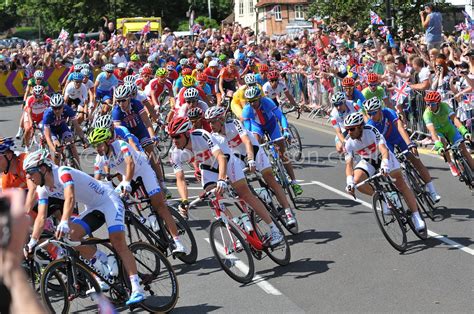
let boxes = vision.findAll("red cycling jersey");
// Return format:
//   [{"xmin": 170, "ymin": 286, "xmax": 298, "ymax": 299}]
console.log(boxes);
[{"xmin": 145, "ymin": 78, "xmax": 174, "ymax": 101}]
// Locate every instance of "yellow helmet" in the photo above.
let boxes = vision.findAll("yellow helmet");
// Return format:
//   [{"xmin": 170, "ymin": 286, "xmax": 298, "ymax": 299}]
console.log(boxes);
[{"xmin": 182, "ymin": 75, "xmax": 196, "ymax": 87}]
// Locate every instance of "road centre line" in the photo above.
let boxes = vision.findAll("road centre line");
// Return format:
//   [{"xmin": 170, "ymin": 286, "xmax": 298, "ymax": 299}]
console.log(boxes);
[
  {"xmin": 203, "ymin": 238, "xmax": 283, "ymax": 296},
  {"xmin": 311, "ymin": 180, "xmax": 474, "ymax": 256}
]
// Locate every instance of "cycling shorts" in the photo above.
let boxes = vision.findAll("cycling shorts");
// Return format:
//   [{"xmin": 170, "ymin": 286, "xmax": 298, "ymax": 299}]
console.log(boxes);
[
  {"xmin": 67, "ymin": 98, "xmax": 82, "ymax": 107},
  {"xmin": 50, "ymin": 125, "xmax": 73, "ymax": 143},
  {"xmin": 135, "ymin": 169, "xmax": 161, "ymax": 197},
  {"xmin": 438, "ymin": 128, "xmax": 463, "ymax": 145},
  {"xmin": 200, "ymin": 155, "xmax": 245, "ymax": 189},
  {"xmin": 247, "ymin": 119, "xmax": 282, "ymax": 141},
  {"xmin": 234, "ymin": 147, "xmax": 271, "ymax": 172},
  {"xmin": 96, "ymin": 89, "xmax": 113, "ymax": 100},
  {"xmin": 129, "ymin": 127, "xmax": 153, "ymax": 148},
  {"xmin": 387, "ymin": 137, "xmax": 408, "ymax": 154},
  {"xmin": 222, "ymin": 80, "xmax": 236, "ymax": 93},
  {"xmin": 354, "ymin": 156, "xmax": 400, "ymax": 178}
]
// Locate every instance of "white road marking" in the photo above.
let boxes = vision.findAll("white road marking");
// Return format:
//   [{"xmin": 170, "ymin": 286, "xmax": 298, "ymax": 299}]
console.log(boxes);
[
  {"xmin": 204, "ymin": 238, "xmax": 282, "ymax": 296},
  {"xmin": 311, "ymin": 180, "xmax": 474, "ymax": 257}
]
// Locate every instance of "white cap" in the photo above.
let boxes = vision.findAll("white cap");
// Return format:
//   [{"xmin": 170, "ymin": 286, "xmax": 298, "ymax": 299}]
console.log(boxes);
[{"xmin": 118, "ymin": 62, "xmax": 126, "ymax": 69}]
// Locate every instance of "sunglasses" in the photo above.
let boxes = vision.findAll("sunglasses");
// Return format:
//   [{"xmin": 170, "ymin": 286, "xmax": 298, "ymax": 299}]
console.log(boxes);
[
  {"xmin": 119, "ymin": 69, "xmax": 125, "ymax": 71},
  {"xmin": 171, "ymin": 134, "xmax": 182, "ymax": 139},
  {"xmin": 346, "ymin": 127, "xmax": 357, "ymax": 132},
  {"xmin": 427, "ymin": 102, "xmax": 438, "ymax": 107},
  {"xmin": 189, "ymin": 117, "xmax": 201, "ymax": 121},
  {"xmin": 343, "ymin": 86, "xmax": 354, "ymax": 89},
  {"xmin": 26, "ymin": 167, "xmax": 41, "ymax": 175},
  {"xmin": 207, "ymin": 118, "xmax": 222, "ymax": 123},
  {"xmin": 186, "ymin": 99, "xmax": 198, "ymax": 103},
  {"xmin": 53, "ymin": 106, "xmax": 63, "ymax": 110},
  {"xmin": 270, "ymin": 79, "xmax": 278, "ymax": 83},
  {"xmin": 368, "ymin": 110, "xmax": 379, "ymax": 116},
  {"xmin": 116, "ymin": 99, "xmax": 128, "ymax": 103},
  {"xmin": 369, "ymin": 83, "xmax": 378, "ymax": 87},
  {"xmin": 106, "ymin": 71, "xmax": 113, "ymax": 74}
]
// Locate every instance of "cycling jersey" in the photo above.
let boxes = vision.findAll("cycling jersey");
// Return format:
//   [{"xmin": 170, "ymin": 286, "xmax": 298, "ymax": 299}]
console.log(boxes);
[
  {"xmin": 114, "ymin": 126, "xmax": 143, "ymax": 151},
  {"xmin": 262, "ymin": 81, "xmax": 288, "ymax": 101},
  {"xmin": 330, "ymin": 100, "xmax": 360, "ymax": 132},
  {"xmin": 219, "ymin": 66, "xmax": 239, "ymax": 82},
  {"xmin": 64, "ymin": 82, "xmax": 88, "ymax": 105},
  {"xmin": 367, "ymin": 108, "xmax": 407, "ymax": 152},
  {"xmin": 42, "ymin": 105, "xmax": 76, "ymax": 140},
  {"xmin": 241, "ymin": 97, "xmax": 288, "ymax": 140},
  {"xmin": 231, "ymin": 84, "xmax": 263, "ymax": 119},
  {"xmin": 203, "ymin": 67, "xmax": 220, "ymax": 85},
  {"xmin": 168, "ymin": 69, "xmax": 179, "ymax": 82},
  {"xmin": 111, "ymin": 100, "xmax": 151, "ymax": 147},
  {"xmin": 145, "ymin": 78, "xmax": 173, "ymax": 101},
  {"xmin": 95, "ymin": 72, "xmax": 119, "ymax": 91},
  {"xmin": 27, "ymin": 78, "xmax": 49, "ymax": 89},
  {"xmin": 135, "ymin": 77, "xmax": 149, "ymax": 91},
  {"xmin": 255, "ymin": 73, "xmax": 267, "ymax": 86},
  {"xmin": 36, "ymin": 165, "xmax": 125, "ymax": 234},
  {"xmin": 345, "ymin": 89, "xmax": 366, "ymax": 104},
  {"xmin": 423, "ymin": 102, "xmax": 462, "ymax": 144},
  {"xmin": 1, "ymin": 153, "xmax": 27, "ymax": 190},
  {"xmin": 25, "ymin": 95, "xmax": 50, "ymax": 123},
  {"xmin": 176, "ymin": 86, "xmax": 207, "ymax": 106},
  {"xmin": 113, "ymin": 69, "xmax": 128, "ymax": 85},
  {"xmin": 362, "ymin": 86, "xmax": 388, "ymax": 101}
]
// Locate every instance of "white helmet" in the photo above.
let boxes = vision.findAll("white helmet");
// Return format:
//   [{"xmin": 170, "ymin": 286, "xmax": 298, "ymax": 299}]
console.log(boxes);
[
  {"xmin": 34, "ymin": 70, "xmax": 44, "ymax": 79},
  {"xmin": 81, "ymin": 68, "xmax": 91, "ymax": 76},
  {"xmin": 244, "ymin": 85, "xmax": 261, "ymax": 100},
  {"xmin": 205, "ymin": 106, "xmax": 226, "ymax": 120},
  {"xmin": 49, "ymin": 93, "xmax": 64, "ymax": 107},
  {"xmin": 125, "ymin": 82, "xmax": 138, "ymax": 95},
  {"xmin": 114, "ymin": 85, "xmax": 130, "ymax": 99},
  {"xmin": 196, "ymin": 63, "xmax": 205, "ymax": 70},
  {"xmin": 23, "ymin": 149, "xmax": 53, "ymax": 170},
  {"xmin": 187, "ymin": 107, "xmax": 203, "ymax": 119},
  {"xmin": 104, "ymin": 63, "xmax": 115, "ymax": 72},
  {"xmin": 179, "ymin": 58, "xmax": 189, "ymax": 66},
  {"xmin": 343, "ymin": 112, "xmax": 364, "ymax": 128},
  {"xmin": 331, "ymin": 92, "xmax": 345, "ymax": 105},
  {"xmin": 124, "ymin": 75, "xmax": 136, "ymax": 84},
  {"xmin": 247, "ymin": 51, "xmax": 255, "ymax": 58},
  {"xmin": 204, "ymin": 51, "xmax": 213, "ymax": 57},
  {"xmin": 32, "ymin": 85, "xmax": 45, "ymax": 96},
  {"xmin": 363, "ymin": 97, "xmax": 382, "ymax": 112},
  {"xmin": 209, "ymin": 60, "xmax": 218, "ymax": 67},
  {"xmin": 183, "ymin": 87, "xmax": 199, "ymax": 100},
  {"xmin": 117, "ymin": 62, "xmax": 126, "ymax": 69},
  {"xmin": 93, "ymin": 114, "xmax": 113, "ymax": 129},
  {"xmin": 244, "ymin": 73, "xmax": 257, "ymax": 85}
]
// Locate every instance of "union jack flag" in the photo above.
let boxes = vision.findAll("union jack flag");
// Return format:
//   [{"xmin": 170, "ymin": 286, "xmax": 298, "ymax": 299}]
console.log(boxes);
[
  {"xmin": 191, "ymin": 23, "xmax": 202, "ymax": 34},
  {"xmin": 391, "ymin": 80, "xmax": 411, "ymax": 105},
  {"xmin": 378, "ymin": 26, "xmax": 389, "ymax": 36},
  {"xmin": 370, "ymin": 10, "xmax": 384, "ymax": 25},
  {"xmin": 141, "ymin": 21, "xmax": 151, "ymax": 35},
  {"xmin": 58, "ymin": 28, "xmax": 69, "ymax": 41}
]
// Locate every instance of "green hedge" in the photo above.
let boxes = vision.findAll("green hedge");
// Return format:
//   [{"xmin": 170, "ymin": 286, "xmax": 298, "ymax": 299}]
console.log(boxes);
[{"xmin": 12, "ymin": 27, "xmax": 39, "ymax": 40}]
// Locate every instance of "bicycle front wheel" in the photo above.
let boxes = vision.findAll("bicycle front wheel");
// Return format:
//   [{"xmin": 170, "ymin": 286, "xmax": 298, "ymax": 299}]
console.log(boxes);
[
  {"xmin": 209, "ymin": 219, "xmax": 255, "ymax": 284},
  {"xmin": 168, "ymin": 206, "xmax": 198, "ymax": 264},
  {"xmin": 373, "ymin": 193, "xmax": 407, "ymax": 252},
  {"xmin": 405, "ymin": 169, "xmax": 435, "ymax": 220},
  {"xmin": 286, "ymin": 124, "xmax": 303, "ymax": 161},
  {"xmin": 129, "ymin": 242, "xmax": 179, "ymax": 313}
]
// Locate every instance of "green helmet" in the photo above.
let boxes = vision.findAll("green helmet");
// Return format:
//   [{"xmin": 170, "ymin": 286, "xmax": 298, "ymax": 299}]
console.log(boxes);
[
  {"xmin": 155, "ymin": 67, "xmax": 168, "ymax": 77},
  {"xmin": 88, "ymin": 128, "xmax": 112, "ymax": 145},
  {"xmin": 218, "ymin": 54, "xmax": 227, "ymax": 61}
]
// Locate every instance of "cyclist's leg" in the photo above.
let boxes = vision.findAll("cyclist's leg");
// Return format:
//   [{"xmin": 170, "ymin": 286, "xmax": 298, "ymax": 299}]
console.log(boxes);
[
  {"xmin": 353, "ymin": 160, "xmax": 374, "ymax": 196},
  {"xmin": 270, "ymin": 124, "xmax": 297, "ymax": 182},
  {"xmin": 62, "ymin": 130, "xmax": 80, "ymax": 166},
  {"xmin": 451, "ymin": 130, "xmax": 474, "ymax": 170},
  {"xmin": 141, "ymin": 136, "xmax": 166, "ymax": 184},
  {"xmin": 23, "ymin": 116, "xmax": 33, "ymax": 147}
]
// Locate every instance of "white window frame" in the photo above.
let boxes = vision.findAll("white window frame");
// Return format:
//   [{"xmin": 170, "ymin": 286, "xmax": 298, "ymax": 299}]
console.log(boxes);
[
  {"xmin": 274, "ymin": 5, "xmax": 282, "ymax": 21},
  {"xmin": 249, "ymin": 0, "xmax": 254, "ymax": 14},
  {"xmin": 295, "ymin": 5, "xmax": 304, "ymax": 20},
  {"xmin": 239, "ymin": 1, "xmax": 244, "ymax": 16}
]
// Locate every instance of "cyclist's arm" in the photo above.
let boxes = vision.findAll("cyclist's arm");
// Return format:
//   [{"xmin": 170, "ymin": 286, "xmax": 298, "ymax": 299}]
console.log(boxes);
[
  {"xmin": 24, "ymin": 179, "xmax": 38, "ymax": 214},
  {"xmin": 378, "ymin": 142, "xmax": 390, "ymax": 161},
  {"xmin": 59, "ymin": 184, "xmax": 75, "ymax": 224},
  {"xmin": 139, "ymin": 110, "xmax": 155, "ymax": 139},
  {"xmin": 25, "ymin": 105, "xmax": 33, "ymax": 126},
  {"xmin": 43, "ymin": 126, "xmax": 56, "ymax": 152},
  {"xmin": 218, "ymin": 76, "xmax": 225, "ymax": 95},
  {"xmin": 93, "ymin": 79, "xmax": 99, "ymax": 95},
  {"xmin": 283, "ymin": 90, "xmax": 298, "ymax": 107},
  {"xmin": 23, "ymin": 85, "xmax": 32, "ymax": 102},
  {"xmin": 150, "ymin": 88, "xmax": 160, "ymax": 107},
  {"xmin": 31, "ymin": 202, "xmax": 48, "ymax": 241},
  {"xmin": 71, "ymin": 119, "xmax": 87, "ymax": 142},
  {"xmin": 396, "ymin": 119, "xmax": 413, "ymax": 145},
  {"xmin": 450, "ymin": 114, "xmax": 464, "ymax": 129},
  {"xmin": 123, "ymin": 154, "xmax": 135, "ymax": 182},
  {"xmin": 426, "ymin": 124, "xmax": 441, "ymax": 142},
  {"xmin": 230, "ymin": 96, "xmax": 243, "ymax": 120},
  {"xmin": 272, "ymin": 106, "xmax": 289, "ymax": 130},
  {"xmin": 143, "ymin": 98, "xmax": 158, "ymax": 122},
  {"xmin": 241, "ymin": 133, "xmax": 255, "ymax": 161},
  {"xmin": 175, "ymin": 170, "xmax": 188, "ymax": 201},
  {"xmin": 335, "ymin": 126, "xmax": 346, "ymax": 144}
]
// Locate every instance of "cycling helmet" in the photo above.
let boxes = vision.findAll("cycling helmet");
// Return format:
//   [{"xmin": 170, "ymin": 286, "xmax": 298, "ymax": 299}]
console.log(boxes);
[
  {"xmin": 205, "ymin": 106, "xmax": 226, "ymax": 120},
  {"xmin": 72, "ymin": 72, "xmax": 84, "ymax": 82},
  {"xmin": 187, "ymin": 107, "xmax": 203, "ymax": 120},
  {"xmin": 343, "ymin": 112, "xmax": 365, "ymax": 128},
  {"xmin": 244, "ymin": 73, "xmax": 257, "ymax": 85},
  {"xmin": 147, "ymin": 55, "xmax": 155, "ymax": 63},
  {"xmin": 141, "ymin": 67, "xmax": 152, "ymax": 76},
  {"xmin": 32, "ymin": 85, "xmax": 44, "ymax": 96},
  {"xmin": 104, "ymin": 63, "xmax": 115, "ymax": 72},
  {"xmin": 49, "ymin": 93, "xmax": 64, "ymax": 108},
  {"xmin": 93, "ymin": 114, "xmax": 113, "ymax": 129},
  {"xmin": 182, "ymin": 75, "xmax": 196, "ymax": 87},
  {"xmin": 197, "ymin": 73, "xmax": 208, "ymax": 82},
  {"xmin": 363, "ymin": 97, "xmax": 382, "ymax": 112},
  {"xmin": 204, "ymin": 51, "xmax": 213, "ymax": 57},
  {"xmin": 181, "ymin": 68, "xmax": 192, "ymax": 76},
  {"xmin": 267, "ymin": 70, "xmax": 279, "ymax": 80},
  {"xmin": 183, "ymin": 87, "xmax": 199, "ymax": 100},
  {"xmin": 258, "ymin": 64, "xmax": 269, "ymax": 73},
  {"xmin": 0, "ymin": 137, "xmax": 15, "ymax": 154},
  {"xmin": 23, "ymin": 149, "xmax": 53, "ymax": 170},
  {"xmin": 244, "ymin": 85, "xmax": 262, "ymax": 101},
  {"xmin": 75, "ymin": 64, "xmax": 83, "ymax": 71},
  {"xmin": 179, "ymin": 58, "xmax": 189, "ymax": 66},
  {"xmin": 117, "ymin": 62, "xmax": 126, "ymax": 69},
  {"xmin": 167, "ymin": 61, "xmax": 177, "ymax": 68},
  {"xmin": 88, "ymin": 128, "xmax": 112, "ymax": 145},
  {"xmin": 124, "ymin": 75, "xmax": 136, "ymax": 84},
  {"xmin": 218, "ymin": 54, "xmax": 227, "ymax": 61},
  {"xmin": 125, "ymin": 83, "xmax": 138, "ymax": 95},
  {"xmin": 247, "ymin": 51, "xmax": 255, "ymax": 58},
  {"xmin": 424, "ymin": 90, "xmax": 441, "ymax": 103},
  {"xmin": 209, "ymin": 60, "xmax": 218, "ymax": 67},
  {"xmin": 167, "ymin": 117, "xmax": 192, "ymax": 136},
  {"xmin": 34, "ymin": 70, "xmax": 44, "ymax": 79},
  {"xmin": 82, "ymin": 63, "xmax": 90, "ymax": 70},
  {"xmin": 81, "ymin": 68, "xmax": 91, "ymax": 77},
  {"xmin": 155, "ymin": 68, "xmax": 168, "ymax": 77},
  {"xmin": 130, "ymin": 54, "xmax": 140, "ymax": 62},
  {"xmin": 114, "ymin": 85, "xmax": 130, "ymax": 100},
  {"xmin": 342, "ymin": 77, "xmax": 355, "ymax": 87},
  {"xmin": 331, "ymin": 92, "xmax": 345, "ymax": 106},
  {"xmin": 367, "ymin": 73, "xmax": 379, "ymax": 83},
  {"xmin": 196, "ymin": 63, "xmax": 205, "ymax": 70}
]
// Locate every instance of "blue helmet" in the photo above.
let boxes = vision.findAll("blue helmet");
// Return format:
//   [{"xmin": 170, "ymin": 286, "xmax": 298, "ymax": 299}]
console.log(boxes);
[
  {"xmin": 72, "ymin": 72, "xmax": 84, "ymax": 81},
  {"xmin": 0, "ymin": 137, "xmax": 15, "ymax": 153}
]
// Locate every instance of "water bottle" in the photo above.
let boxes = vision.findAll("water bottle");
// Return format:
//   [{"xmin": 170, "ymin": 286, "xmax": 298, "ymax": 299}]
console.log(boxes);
[
  {"xmin": 240, "ymin": 213, "xmax": 254, "ymax": 232},
  {"xmin": 107, "ymin": 254, "xmax": 119, "ymax": 277},
  {"xmin": 147, "ymin": 214, "xmax": 160, "ymax": 232},
  {"xmin": 387, "ymin": 191, "xmax": 402, "ymax": 209}
]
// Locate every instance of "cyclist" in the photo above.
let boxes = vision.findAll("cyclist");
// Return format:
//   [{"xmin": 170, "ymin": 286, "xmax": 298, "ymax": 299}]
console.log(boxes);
[
  {"xmin": 205, "ymin": 106, "xmax": 297, "ymax": 226},
  {"xmin": 262, "ymin": 70, "xmax": 298, "ymax": 108},
  {"xmin": 203, "ymin": 60, "xmax": 220, "ymax": 103},
  {"xmin": 80, "ymin": 68, "xmax": 95, "ymax": 110},
  {"xmin": 364, "ymin": 97, "xmax": 441, "ymax": 202},
  {"xmin": 329, "ymin": 92, "xmax": 361, "ymax": 154},
  {"xmin": 241, "ymin": 86, "xmax": 303, "ymax": 196},
  {"xmin": 168, "ymin": 117, "xmax": 284, "ymax": 245},
  {"xmin": 361, "ymin": 73, "xmax": 394, "ymax": 110},
  {"xmin": 42, "ymin": 93, "xmax": 88, "ymax": 166},
  {"xmin": 341, "ymin": 77, "xmax": 365, "ymax": 105},
  {"xmin": 89, "ymin": 128, "xmax": 187, "ymax": 255},
  {"xmin": 218, "ymin": 58, "xmax": 241, "ymax": 102},
  {"xmin": 0, "ymin": 137, "xmax": 29, "ymax": 190},
  {"xmin": 23, "ymin": 85, "xmax": 50, "ymax": 148},
  {"xmin": 64, "ymin": 72, "xmax": 88, "ymax": 124},
  {"xmin": 255, "ymin": 64, "xmax": 269, "ymax": 86},
  {"xmin": 173, "ymin": 68, "xmax": 193, "ymax": 95},
  {"xmin": 94, "ymin": 63, "xmax": 119, "ymax": 105},
  {"xmin": 176, "ymin": 75, "xmax": 210, "ymax": 107},
  {"xmin": 422, "ymin": 91, "xmax": 474, "ymax": 176},
  {"xmin": 196, "ymin": 73, "xmax": 212, "ymax": 99},
  {"xmin": 125, "ymin": 80, "xmax": 157, "ymax": 122},
  {"xmin": 231, "ymin": 73, "xmax": 262, "ymax": 120},
  {"xmin": 23, "ymin": 149, "xmax": 146, "ymax": 305},
  {"xmin": 343, "ymin": 112, "xmax": 425, "ymax": 231},
  {"xmin": 188, "ymin": 107, "xmax": 209, "ymax": 131},
  {"xmin": 136, "ymin": 67, "xmax": 153, "ymax": 90},
  {"xmin": 145, "ymin": 68, "xmax": 175, "ymax": 115},
  {"xmin": 175, "ymin": 87, "xmax": 209, "ymax": 120},
  {"xmin": 114, "ymin": 62, "xmax": 128, "ymax": 85},
  {"xmin": 93, "ymin": 114, "xmax": 142, "ymax": 152}
]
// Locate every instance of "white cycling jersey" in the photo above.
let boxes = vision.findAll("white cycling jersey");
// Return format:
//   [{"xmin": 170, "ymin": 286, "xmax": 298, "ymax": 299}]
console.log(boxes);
[
  {"xmin": 262, "ymin": 81, "xmax": 288, "ymax": 100},
  {"xmin": 64, "ymin": 81, "xmax": 88, "ymax": 104},
  {"xmin": 330, "ymin": 100, "xmax": 360, "ymax": 132},
  {"xmin": 132, "ymin": 90, "xmax": 148, "ymax": 103},
  {"xmin": 344, "ymin": 125, "xmax": 386, "ymax": 162}
]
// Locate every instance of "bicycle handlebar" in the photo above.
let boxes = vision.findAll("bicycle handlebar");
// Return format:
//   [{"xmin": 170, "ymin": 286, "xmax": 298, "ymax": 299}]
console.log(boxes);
[
  {"xmin": 354, "ymin": 172, "xmax": 386, "ymax": 189},
  {"xmin": 282, "ymin": 106, "xmax": 301, "ymax": 119}
]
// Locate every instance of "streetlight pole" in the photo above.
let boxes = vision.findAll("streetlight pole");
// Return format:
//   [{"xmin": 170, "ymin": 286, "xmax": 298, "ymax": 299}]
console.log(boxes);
[
  {"xmin": 208, "ymin": 0, "xmax": 212, "ymax": 19},
  {"xmin": 386, "ymin": 0, "xmax": 393, "ymax": 28}
]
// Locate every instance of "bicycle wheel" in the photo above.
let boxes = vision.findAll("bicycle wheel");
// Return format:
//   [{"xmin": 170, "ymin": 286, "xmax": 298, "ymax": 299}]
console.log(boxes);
[
  {"xmin": 286, "ymin": 124, "xmax": 303, "ymax": 162},
  {"xmin": 155, "ymin": 124, "xmax": 172, "ymax": 159},
  {"xmin": 251, "ymin": 212, "xmax": 291, "ymax": 266},
  {"xmin": 405, "ymin": 169, "xmax": 435, "ymax": 220},
  {"xmin": 40, "ymin": 259, "xmax": 100, "ymax": 314},
  {"xmin": 168, "ymin": 206, "xmax": 198, "ymax": 264},
  {"xmin": 457, "ymin": 156, "xmax": 474, "ymax": 189},
  {"xmin": 209, "ymin": 219, "xmax": 255, "ymax": 284},
  {"xmin": 274, "ymin": 161, "xmax": 298, "ymax": 209},
  {"xmin": 129, "ymin": 242, "xmax": 179, "ymax": 313},
  {"xmin": 373, "ymin": 192, "xmax": 407, "ymax": 252}
]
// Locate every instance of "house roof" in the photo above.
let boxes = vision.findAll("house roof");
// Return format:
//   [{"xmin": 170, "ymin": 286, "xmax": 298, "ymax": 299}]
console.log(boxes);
[{"xmin": 256, "ymin": 0, "xmax": 308, "ymax": 8}]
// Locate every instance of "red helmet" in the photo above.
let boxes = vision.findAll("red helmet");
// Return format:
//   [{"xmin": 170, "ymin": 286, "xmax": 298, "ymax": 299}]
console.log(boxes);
[
  {"xmin": 167, "ymin": 61, "xmax": 177, "ymax": 68},
  {"xmin": 424, "ymin": 90, "xmax": 441, "ymax": 103},
  {"xmin": 141, "ymin": 67, "xmax": 152, "ymax": 76},
  {"xmin": 267, "ymin": 70, "xmax": 279, "ymax": 80},
  {"xmin": 342, "ymin": 77, "xmax": 355, "ymax": 87},
  {"xmin": 197, "ymin": 73, "xmax": 208, "ymax": 82},
  {"xmin": 182, "ymin": 68, "xmax": 192, "ymax": 76},
  {"xmin": 367, "ymin": 73, "xmax": 379, "ymax": 83},
  {"xmin": 168, "ymin": 117, "xmax": 192, "ymax": 136},
  {"xmin": 258, "ymin": 64, "xmax": 269, "ymax": 73}
]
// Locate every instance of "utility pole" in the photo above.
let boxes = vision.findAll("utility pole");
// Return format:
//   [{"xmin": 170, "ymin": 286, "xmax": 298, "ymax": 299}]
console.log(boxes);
[
  {"xmin": 208, "ymin": 0, "xmax": 212, "ymax": 19},
  {"xmin": 386, "ymin": 0, "xmax": 393, "ymax": 28}
]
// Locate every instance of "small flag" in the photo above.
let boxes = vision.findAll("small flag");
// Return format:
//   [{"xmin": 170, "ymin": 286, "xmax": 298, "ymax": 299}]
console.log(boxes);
[
  {"xmin": 370, "ymin": 10, "xmax": 384, "ymax": 25},
  {"xmin": 191, "ymin": 23, "xmax": 202, "ymax": 34},
  {"xmin": 141, "ymin": 21, "xmax": 151, "ymax": 35},
  {"xmin": 391, "ymin": 80, "xmax": 411, "ymax": 105},
  {"xmin": 267, "ymin": 5, "xmax": 278, "ymax": 18},
  {"xmin": 58, "ymin": 28, "xmax": 69, "ymax": 41},
  {"xmin": 378, "ymin": 26, "xmax": 389, "ymax": 36}
]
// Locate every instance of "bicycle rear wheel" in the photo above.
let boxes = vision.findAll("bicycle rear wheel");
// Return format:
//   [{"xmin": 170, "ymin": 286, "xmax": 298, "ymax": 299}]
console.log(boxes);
[
  {"xmin": 154, "ymin": 123, "xmax": 173, "ymax": 159},
  {"xmin": 373, "ymin": 193, "xmax": 407, "ymax": 252},
  {"xmin": 129, "ymin": 242, "xmax": 179, "ymax": 313},
  {"xmin": 457, "ymin": 156, "xmax": 474, "ymax": 189},
  {"xmin": 251, "ymin": 212, "xmax": 291, "ymax": 266},
  {"xmin": 209, "ymin": 219, "xmax": 255, "ymax": 284},
  {"xmin": 40, "ymin": 259, "xmax": 100, "ymax": 314},
  {"xmin": 405, "ymin": 169, "xmax": 435, "ymax": 220},
  {"xmin": 286, "ymin": 124, "xmax": 302, "ymax": 162},
  {"xmin": 168, "ymin": 206, "xmax": 198, "ymax": 264}
]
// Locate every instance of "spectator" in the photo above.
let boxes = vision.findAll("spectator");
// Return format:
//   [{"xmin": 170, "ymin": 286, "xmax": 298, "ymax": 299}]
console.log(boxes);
[
  {"xmin": 410, "ymin": 57, "xmax": 431, "ymax": 92},
  {"xmin": 420, "ymin": 3, "xmax": 443, "ymax": 50},
  {"xmin": 112, "ymin": 47, "xmax": 127, "ymax": 65}
]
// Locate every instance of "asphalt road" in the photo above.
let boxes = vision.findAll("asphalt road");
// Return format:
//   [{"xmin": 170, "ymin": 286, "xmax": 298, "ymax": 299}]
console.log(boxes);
[{"xmin": 1, "ymin": 103, "xmax": 473, "ymax": 313}]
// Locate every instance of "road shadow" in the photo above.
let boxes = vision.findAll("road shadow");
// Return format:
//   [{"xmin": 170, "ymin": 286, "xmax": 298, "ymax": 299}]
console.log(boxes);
[
  {"xmin": 172, "ymin": 255, "xmax": 222, "ymax": 277},
  {"xmin": 253, "ymin": 258, "xmax": 334, "ymax": 281},
  {"xmin": 286, "ymin": 228, "xmax": 342, "ymax": 246},
  {"xmin": 431, "ymin": 205, "xmax": 474, "ymax": 221},
  {"xmin": 172, "ymin": 303, "xmax": 222, "ymax": 313},
  {"xmin": 296, "ymin": 197, "xmax": 362, "ymax": 211},
  {"xmin": 403, "ymin": 234, "xmax": 474, "ymax": 255}
]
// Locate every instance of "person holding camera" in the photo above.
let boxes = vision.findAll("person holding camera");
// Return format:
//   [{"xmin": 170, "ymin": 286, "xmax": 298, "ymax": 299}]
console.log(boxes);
[{"xmin": 420, "ymin": 3, "xmax": 443, "ymax": 50}]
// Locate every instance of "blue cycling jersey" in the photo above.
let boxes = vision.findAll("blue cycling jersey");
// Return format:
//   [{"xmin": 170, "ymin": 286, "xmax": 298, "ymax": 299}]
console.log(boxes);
[
  {"xmin": 111, "ymin": 100, "xmax": 147, "ymax": 134},
  {"xmin": 367, "ymin": 108, "xmax": 404, "ymax": 145},
  {"xmin": 42, "ymin": 105, "xmax": 76, "ymax": 132},
  {"xmin": 255, "ymin": 74, "xmax": 267, "ymax": 86},
  {"xmin": 95, "ymin": 72, "xmax": 119, "ymax": 91},
  {"xmin": 346, "ymin": 89, "xmax": 366, "ymax": 104},
  {"xmin": 241, "ymin": 97, "xmax": 288, "ymax": 130},
  {"xmin": 114, "ymin": 126, "xmax": 143, "ymax": 151}
]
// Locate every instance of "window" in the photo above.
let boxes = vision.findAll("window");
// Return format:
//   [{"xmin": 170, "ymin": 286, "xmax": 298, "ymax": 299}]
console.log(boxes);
[
  {"xmin": 249, "ymin": 0, "xmax": 254, "ymax": 14},
  {"xmin": 274, "ymin": 5, "xmax": 282, "ymax": 21},
  {"xmin": 295, "ymin": 5, "xmax": 304, "ymax": 20},
  {"xmin": 239, "ymin": 1, "xmax": 244, "ymax": 16}
]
